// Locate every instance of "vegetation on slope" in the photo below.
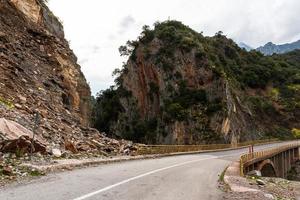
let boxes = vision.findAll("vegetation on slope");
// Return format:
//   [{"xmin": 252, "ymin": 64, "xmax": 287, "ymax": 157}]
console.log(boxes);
[{"xmin": 92, "ymin": 20, "xmax": 300, "ymax": 144}]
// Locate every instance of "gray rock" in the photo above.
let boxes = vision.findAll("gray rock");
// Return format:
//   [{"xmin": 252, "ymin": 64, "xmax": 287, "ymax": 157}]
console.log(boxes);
[
  {"xmin": 247, "ymin": 170, "xmax": 262, "ymax": 177},
  {"xmin": 51, "ymin": 148, "xmax": 62, "ymax": 158},
  {"xmin": 264, "ymin": 193, "xmax": 275, "ymax": 199},
  {"xmin": 256, "ymin": 179, "xmax": 266, "ymax": 185}
]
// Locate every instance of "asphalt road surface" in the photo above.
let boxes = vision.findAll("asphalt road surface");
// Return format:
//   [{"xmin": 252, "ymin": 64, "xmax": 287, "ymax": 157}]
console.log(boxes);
[{"xmin": 0, "ymin": 142, "xmax": 291, "ymax": 200}]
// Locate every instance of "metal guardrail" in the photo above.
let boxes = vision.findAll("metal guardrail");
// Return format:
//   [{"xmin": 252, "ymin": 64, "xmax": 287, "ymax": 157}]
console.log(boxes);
[
  {"xmin": 239, "ymin": 141, "xmax": 300, "ymax": 176},
  {"xmin": 137, "ymin": 139, "xmax": 279, "ymax": 155}
]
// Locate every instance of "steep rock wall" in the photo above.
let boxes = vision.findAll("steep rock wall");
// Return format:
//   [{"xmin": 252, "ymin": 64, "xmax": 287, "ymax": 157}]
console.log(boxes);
[
  {"xmin": 0, "ymin": 0, "xmax": 91, "ymax": 148},
  {"xmin": 120, "ymin": 44, "xmax": 256, "ymax": 144}
]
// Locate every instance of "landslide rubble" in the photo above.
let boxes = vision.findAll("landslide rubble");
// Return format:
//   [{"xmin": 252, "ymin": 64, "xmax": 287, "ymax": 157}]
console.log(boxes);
[{"xmin": 0, "ymin": 0, "xmax": 137, "ymax": 159}]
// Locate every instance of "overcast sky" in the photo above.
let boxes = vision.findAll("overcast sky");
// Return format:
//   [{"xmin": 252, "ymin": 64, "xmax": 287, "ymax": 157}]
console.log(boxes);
[{"xmin": 48, "ymin": 0, "xmax": 300, "ymax": 95}]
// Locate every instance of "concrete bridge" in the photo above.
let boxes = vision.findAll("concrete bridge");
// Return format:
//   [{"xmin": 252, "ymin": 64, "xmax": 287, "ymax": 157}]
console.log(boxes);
[{"xmin": 241, "ymin": 142, "xmax": 300, "ymax": 178}]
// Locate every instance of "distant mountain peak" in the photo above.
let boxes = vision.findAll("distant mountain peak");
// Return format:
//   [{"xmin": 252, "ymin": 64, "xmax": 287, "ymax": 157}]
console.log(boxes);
[
  {"xmin": 265, "ymin": 42, "xmax": 275, "ymax": 46},
  {"xmin": 257, "ymin": 39, "xmax": 300, "ymax": 55}
]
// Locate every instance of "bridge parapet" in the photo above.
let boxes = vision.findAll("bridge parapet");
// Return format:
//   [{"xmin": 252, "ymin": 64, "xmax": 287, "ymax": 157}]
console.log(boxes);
[
  {"xmin": 240, "ymin": 141, "xmax": 300, "ymax": 178},
  {"xmin": 137, "ymin": 139, "xmax": 278, "ymax": 155}
]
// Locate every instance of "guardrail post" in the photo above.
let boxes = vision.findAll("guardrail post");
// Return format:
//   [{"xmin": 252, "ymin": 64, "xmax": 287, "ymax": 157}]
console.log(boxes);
[
  {"xmin": 240, "ymin": 157, "xmax": 244, "ymax": 176},
  {"xmin": 248, "ymin": 145, "xmax": 254, "ymax": 158}
]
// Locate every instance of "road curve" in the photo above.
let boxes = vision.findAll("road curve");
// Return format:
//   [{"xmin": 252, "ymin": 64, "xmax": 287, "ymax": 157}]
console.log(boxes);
[{"xmin": 0, "ymin": 142, "xmax": 290, "ymax": 200}]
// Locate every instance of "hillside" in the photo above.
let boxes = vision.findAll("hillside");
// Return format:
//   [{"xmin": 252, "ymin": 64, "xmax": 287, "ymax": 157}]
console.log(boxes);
[
  {"xmin": 93, "ymin": 21, "xmax": 300, "ymax": 145},
  {"xmin": 0, "ymin": 0, "xmax": 134, "ymax": 155}
]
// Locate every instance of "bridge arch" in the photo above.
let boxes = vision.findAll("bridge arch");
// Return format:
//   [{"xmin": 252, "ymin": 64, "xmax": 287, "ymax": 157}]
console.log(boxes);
[{"xmin": 257, "ymin": 159, "xmax": 278, "ymax": 177}]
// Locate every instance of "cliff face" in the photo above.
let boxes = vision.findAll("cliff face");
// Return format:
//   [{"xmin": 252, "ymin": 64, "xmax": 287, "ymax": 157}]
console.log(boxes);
[
  {"xmin": 0, "ymin": 0, "xmax": 92, "ymax": 149},
  {"xmin": 94, "ymin": 21, "xmax": 300, "ymax": 145},
  {"xmin": 118, "ymin": 36, "xmax": 254, "ymax": 145},
  {"xmin": 11, "ymin": 0, "xmax": 65, "ymax": 38}
]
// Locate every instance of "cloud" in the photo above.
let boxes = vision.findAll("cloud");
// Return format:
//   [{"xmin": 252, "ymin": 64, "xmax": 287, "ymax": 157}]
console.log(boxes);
[
  {"xmin": 118, "ymin": 15, "xmax": 136, "ymax": 34},
  {"xmin": 91, "ymin": 45, "xmax": 100, "ymax": 54},
  {"xmin": 120, "ymin": 15, "xmax": 135, "ymax": 29},
  {"xmin": 79, "ymin": 58, "xmax": 88, "ymax": 65}
]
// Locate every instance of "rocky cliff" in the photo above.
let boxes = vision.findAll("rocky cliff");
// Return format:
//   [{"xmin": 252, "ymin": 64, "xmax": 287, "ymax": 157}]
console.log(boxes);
[
  {"xmin": 0, "ymin": 0, "xmax": 134, "ymax": 155},
  {"xmin": 93, "ymin": 21, "xmax": 300, "ymax": 145}
]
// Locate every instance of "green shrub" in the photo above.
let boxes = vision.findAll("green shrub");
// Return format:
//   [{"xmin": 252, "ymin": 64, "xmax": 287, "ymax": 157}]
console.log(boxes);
[
  {"xmin": 140, "ymin": 25, "xmax": 155, "ymax": 44},
  {"xmin": 247, "ymin": 96, "xmax": 276, "ymax": 115},
  {"xmin": 121, "ymin": 117, "xmax": 158, "ymax": 143},
  {"xmin": 206, "ymin": 99, "xmax": 224, "ymax": 115},
  {"xmin": 177, "ymin": 82, "xmax": 207, "ymax": 108},
  {"xmin": 292, "ymin": 128, "xmax": 300, "ymax": 139},
  {"xmin": 266, "ymin": 127, "xmax": 293, "ymax": 140},
  {"xmin": 179, "ymin": 36, "xmax": 198, "ymax": 52},
  {"xmin": 92, "ymin": 87, "xmax": 124, "ymax": 135},
  {"xmin": 0, "ymin": 97, "xmax": 14, "ymax": 109},
  {"xmin": 160, "ymin": 59, "xmax": 174, "ymax": 71},
  {"xmin": 165, "ymin": 103, "xmax": 187, "ymax": 121},
  {"xmin": 149, "ymin": 82, "xmax": 159, "ymax": 94}
]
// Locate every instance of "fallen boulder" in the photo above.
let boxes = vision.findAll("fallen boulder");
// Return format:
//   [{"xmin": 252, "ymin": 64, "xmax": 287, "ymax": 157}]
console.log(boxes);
[
  {"xmin": 0, "ymin": 118, "xmax": 47, "ymax": 154},
  {"xmin": 51, "ymin": 148, "xmax": 62, "ymax": 158}
]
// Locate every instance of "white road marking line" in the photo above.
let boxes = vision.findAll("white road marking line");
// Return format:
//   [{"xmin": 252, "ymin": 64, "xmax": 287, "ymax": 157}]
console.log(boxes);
[
  {"xmin": 71, "ymin": 153, "xmax": 240, "ymax": 200},
  {"xmin": 72, "ymin": 144, "xmax": 288, "ymax": 200}
]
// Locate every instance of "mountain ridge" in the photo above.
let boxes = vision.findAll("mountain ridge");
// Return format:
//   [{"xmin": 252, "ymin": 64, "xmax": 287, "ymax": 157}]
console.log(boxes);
[
  {"xmin": 256, "ymin": 39, "xmax": 300, "ymax": 55},
  {"xmin": 238, "ymin": 39, "xmax": 300, "ymax": 55}
]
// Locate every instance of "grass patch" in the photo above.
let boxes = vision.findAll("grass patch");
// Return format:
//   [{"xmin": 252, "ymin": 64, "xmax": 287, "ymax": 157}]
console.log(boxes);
[
  {"xmin": 218, "ymin": 166, "xmax": 231, "ymax": 192},
  {"xmin": 219, "ymin": 166, "xmax": 228, "ymax": 182},
  {"xmin": 29, "ymin": 169, "xmax": 45, "ymax": 177},
  {"xmin": 0, "ymin": 96, "xmax": 14, "ymax": 109}
]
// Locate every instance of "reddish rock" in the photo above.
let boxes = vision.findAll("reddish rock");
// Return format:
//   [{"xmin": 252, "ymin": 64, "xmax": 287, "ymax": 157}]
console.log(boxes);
[
  {"xmin": 1, "ymin": 135, "xmax": 47, "ymax": 154},
  {"xmin": 0, "ymin": 118, "xmax": 47, "ymax": 154},
  {"xmin": 64, "ymin": 140, "xmax": 77, "ymax": 153},
  {"xmin": 2, "ymin": 166, "xmax": 13, "ymax": 176},
  {"xmin": 76, "ymin": 142, "xmax": 91, "ymax": 152}
]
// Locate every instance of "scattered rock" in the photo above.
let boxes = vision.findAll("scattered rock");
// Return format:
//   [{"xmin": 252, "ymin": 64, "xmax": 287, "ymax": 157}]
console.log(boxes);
[
  {"xmin": 64, "ymin": 140, "xmax": 77, "ymax": 154},
  {"xmin": 2, "ymin": 166, "xmax": 13, "ymax": 176},
  {"xmin": 51, "ymin": 149, "xmax": 61, "ymax": 158},
  {"xmin": 90, "ymin": 140, "xmax": 105, "ymax": 149},
  {"xmin": 247, "ymin": 170, "xmax": 262, "ymax": 177},
  {"xmin": 0, "ymin": 118, "xmax": 46, "ymax": 153},
  {"xmin": 18, "ymin": 95, "xmax": 27, "ymax": 104},
  {"xmin": 14, "ymin": 104, "xmax": 22, "ymax": 109},
  {"xmin": 61, "ymin": 151, "xmax": 71, "ymax": 158},
  {"xmin": 264, "ymin": 193, "xmax": 275, "ymax": 199},
  {"xmin": 0, "ymin": 118, "xmax": 47, "ymax": 154},
  {"xmin": 256, "ymin": 179, "xmax": 266, "ymax": 185},
  {"xmin": 0, "ymin": 31, "xmax": 9, "ymax": 43},
  {"xmin": 1, "ymin": 135, "xmax": 47, "ymax": 155}
]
